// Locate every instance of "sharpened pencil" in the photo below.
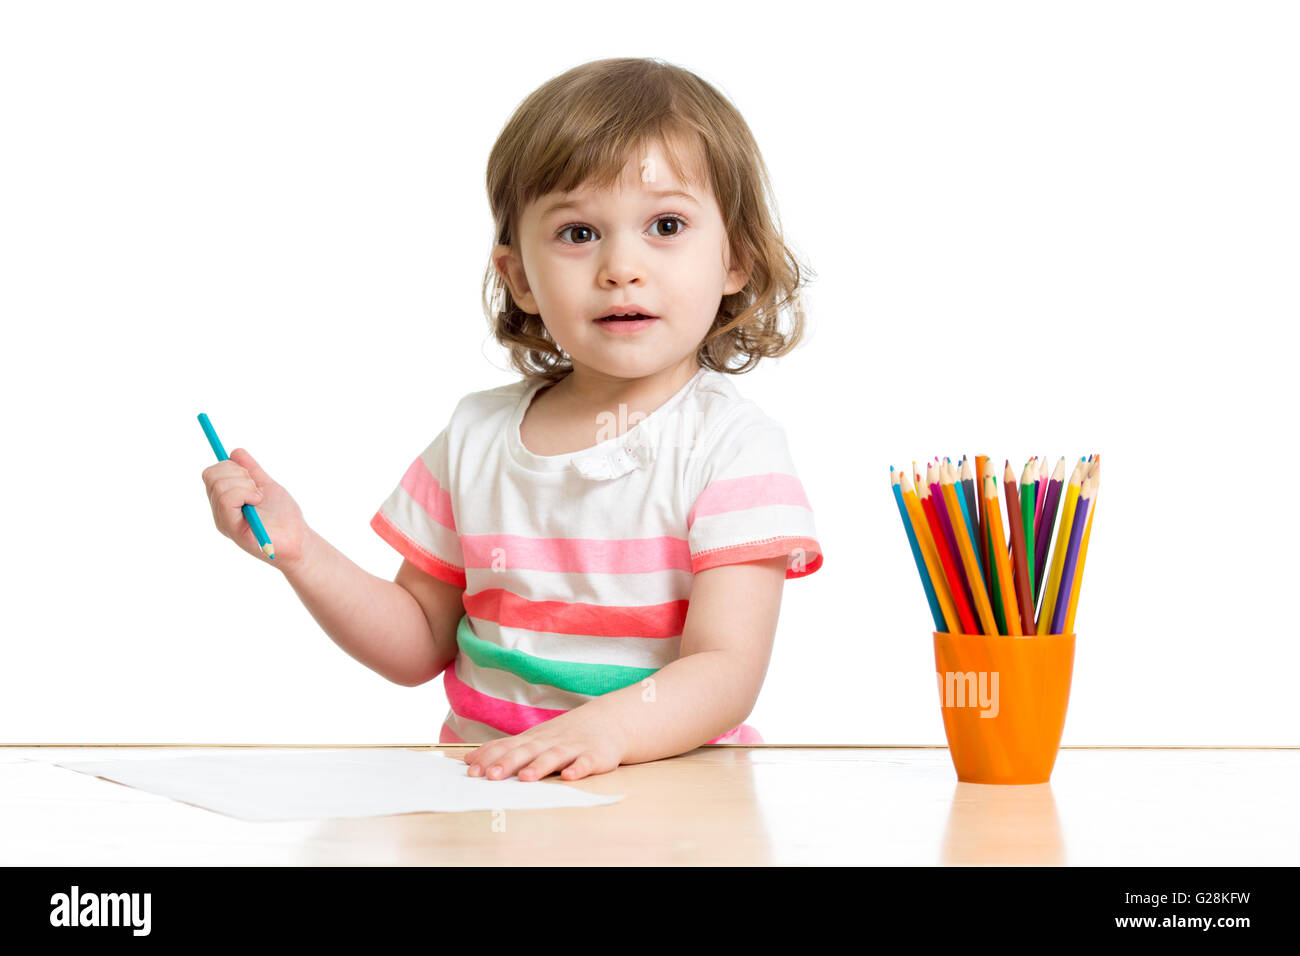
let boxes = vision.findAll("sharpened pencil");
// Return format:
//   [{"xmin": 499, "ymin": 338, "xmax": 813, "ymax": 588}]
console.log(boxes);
[
  {"xmin": 1003, "ymin": 461, "xmax": 1037, "ymax": 632},
  {"xmin": 920, "ymin": 480, "xmax": 979, "ymax": 634},
  {"xmin": 1051, "ymin": 474, "xmax": 1094, "ymax": 635}
]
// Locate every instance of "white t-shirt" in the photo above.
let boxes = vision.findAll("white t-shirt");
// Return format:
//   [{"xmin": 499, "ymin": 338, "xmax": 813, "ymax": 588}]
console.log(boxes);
[{"xmin": 371, "ymin": 365, "xmax": 824, "ymax": 744}]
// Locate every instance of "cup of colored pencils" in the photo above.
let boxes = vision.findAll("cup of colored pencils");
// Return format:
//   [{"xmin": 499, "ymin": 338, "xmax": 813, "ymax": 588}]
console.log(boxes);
[{"xmin": 891, "ymin": 454, "xmax": 1100, "ymax": 784}]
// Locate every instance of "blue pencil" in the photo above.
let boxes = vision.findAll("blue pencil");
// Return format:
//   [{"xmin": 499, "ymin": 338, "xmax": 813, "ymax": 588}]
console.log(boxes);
[
  {"xmin": 197, "ymin": 412, "xmax": 275, "ymax": 560},
  {"xmin": 891, "ymin": 467, "xmax": 944, "ymax": 631},
  {"xmin": 953, "ymin": 458, "xmax": 985, "ymax": 587}
]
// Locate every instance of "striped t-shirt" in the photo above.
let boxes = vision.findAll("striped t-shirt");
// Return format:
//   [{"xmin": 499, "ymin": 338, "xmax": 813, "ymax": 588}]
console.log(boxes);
[{"xmin": 371, "ymin": 365, "xmax": 823, "ymax": 745}]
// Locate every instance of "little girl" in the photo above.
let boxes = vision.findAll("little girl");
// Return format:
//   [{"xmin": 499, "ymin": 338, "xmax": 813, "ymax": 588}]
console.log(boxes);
[{"xmin": 202, "ymin": 57, "xmax": 824, "ymax": 783}]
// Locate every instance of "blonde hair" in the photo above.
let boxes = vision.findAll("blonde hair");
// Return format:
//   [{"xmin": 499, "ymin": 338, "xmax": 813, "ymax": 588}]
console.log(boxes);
[{"xmin": 481, "ymin": 57, "xmax": 814, "ymax": 384}]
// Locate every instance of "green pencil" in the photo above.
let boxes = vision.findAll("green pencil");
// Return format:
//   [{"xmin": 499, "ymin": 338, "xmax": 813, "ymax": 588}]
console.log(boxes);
[{"xmin": 1020, "ymin": 459, "xmax": 1035, "ymax": 603}]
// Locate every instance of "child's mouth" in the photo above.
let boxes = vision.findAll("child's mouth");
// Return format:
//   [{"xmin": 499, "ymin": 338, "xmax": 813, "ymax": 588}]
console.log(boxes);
[{"xmin": 595, "ymin": 313, "xmax": 659, "ymax": 333}]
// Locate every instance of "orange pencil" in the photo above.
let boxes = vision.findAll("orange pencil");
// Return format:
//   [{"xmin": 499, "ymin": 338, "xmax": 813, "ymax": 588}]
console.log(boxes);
[
  {"xmin": 901, "ymin": 470, "xmax": 961, "ymax": 634},
  {"xmin": 941, "ymin": 460, "xmax": 998, "ymax": 636},
  {"xmin": 983, "ymin": 468, "xmax": 1021, "ymax": 635}
]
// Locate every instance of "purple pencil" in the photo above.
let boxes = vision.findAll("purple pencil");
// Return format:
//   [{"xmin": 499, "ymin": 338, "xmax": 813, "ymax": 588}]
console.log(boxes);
[
  {"xmin": 1049, "ymin": 475, "xmax": 1095, "ymax": 635},
  {"xmin": 1034, "ymin": 457, "xmax": 1066, "ymax": 602}
]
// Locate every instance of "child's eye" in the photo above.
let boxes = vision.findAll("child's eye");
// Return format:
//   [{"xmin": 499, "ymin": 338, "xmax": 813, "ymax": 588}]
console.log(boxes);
[
  {"xmin": 555, "ymin": 215, "xmax": 688, "ymax": 245},
  {"xmin": 652, "ymin": 215, "xmax": 687, "ymax": 237},
  {"xmin": 557, "ymin": 224, "xmax": 596, "ymax": 244}
]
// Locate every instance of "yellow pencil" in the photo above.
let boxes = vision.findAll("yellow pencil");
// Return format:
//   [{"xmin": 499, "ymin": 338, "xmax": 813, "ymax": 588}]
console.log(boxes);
[
  {"xmin": 1037, "ymin": 459, "xmax": 1086, "ymax": 634},
  {"xmin": 901, "ymin": 470, "xmax": 960, "ymax": 633},
  {"xmin": 940, "ymin": 460, "xmax": 999, "ymax": 636},
  {"xmin": 1063, "ymin": 459, "xmax": 1100, "ymax": 634}
]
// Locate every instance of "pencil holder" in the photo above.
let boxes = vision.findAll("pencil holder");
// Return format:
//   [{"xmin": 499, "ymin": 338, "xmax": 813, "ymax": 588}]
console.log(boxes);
[{"xmin": 932, "ymin": 630, "xmax": 1075, "ymax": 785}]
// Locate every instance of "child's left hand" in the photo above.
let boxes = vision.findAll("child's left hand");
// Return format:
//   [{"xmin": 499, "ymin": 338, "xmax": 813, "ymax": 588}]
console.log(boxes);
[{"xmin": 460, "ymin": 705, "xmax": 627, "ymax": 782}]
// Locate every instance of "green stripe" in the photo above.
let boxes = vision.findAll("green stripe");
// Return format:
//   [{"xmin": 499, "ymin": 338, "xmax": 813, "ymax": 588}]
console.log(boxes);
[{"xmin": 456, "ymin": 615, "xmax": 658, "ymax": 696}]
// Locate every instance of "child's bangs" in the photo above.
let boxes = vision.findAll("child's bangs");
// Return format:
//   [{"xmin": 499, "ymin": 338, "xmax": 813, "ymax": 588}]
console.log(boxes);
[{"xmin": 518, "ymin": 123, "xmax": 711, "ymax": 214}]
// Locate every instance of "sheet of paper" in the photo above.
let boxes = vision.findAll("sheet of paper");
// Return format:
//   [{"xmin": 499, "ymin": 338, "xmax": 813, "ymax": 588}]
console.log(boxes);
[{"xmin": 52, "ymin": 749, "xmax": 624, "ymax": 822}]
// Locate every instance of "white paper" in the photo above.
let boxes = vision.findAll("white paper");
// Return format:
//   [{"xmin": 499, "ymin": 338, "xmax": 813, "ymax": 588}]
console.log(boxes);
[{"xmin": 52, "ymin": 749, "xmax": 624, "ymax": 821}]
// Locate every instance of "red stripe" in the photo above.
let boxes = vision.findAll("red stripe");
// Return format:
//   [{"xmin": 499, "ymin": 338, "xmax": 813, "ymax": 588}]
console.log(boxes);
[
  {"xmin": 463, "ymin": 588, "xmax": 687, "ymax": 638},
  {"xmin": 370, "ymin": 509, "xmax": 467, "ymax": 588},
  {"xmin": 691, "ymin": 536, "xmax": 824, "ymax": 578}
]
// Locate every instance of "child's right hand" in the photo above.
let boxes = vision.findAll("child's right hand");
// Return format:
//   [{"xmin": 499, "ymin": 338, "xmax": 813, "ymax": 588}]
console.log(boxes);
[{"xmin": 202, "ymin": 448, "xmax": 308, "ymax": 571}]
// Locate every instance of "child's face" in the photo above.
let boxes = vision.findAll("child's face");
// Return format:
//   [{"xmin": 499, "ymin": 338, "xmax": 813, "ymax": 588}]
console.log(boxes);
[{"xmin": 494, "ymin": 139, "xmax": 749, "ymax": 382}]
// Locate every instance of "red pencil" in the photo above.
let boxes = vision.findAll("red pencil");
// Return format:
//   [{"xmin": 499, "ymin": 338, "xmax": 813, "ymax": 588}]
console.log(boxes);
[{"xmin": 920, "ymin": 482, "xmax": 979, "ymax": 634}]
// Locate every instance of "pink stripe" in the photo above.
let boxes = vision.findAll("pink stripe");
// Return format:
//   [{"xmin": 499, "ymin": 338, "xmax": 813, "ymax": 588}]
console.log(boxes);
[
  {"xmin": 460, "ymin": 533, "xmax": 691, "ymax": 573},
  {"xmin": 445, "ymin": 661, "xmax": 763, "ymax": 746},
  {"xmin": 464, "ymin": 588, "xmax": 687, "ymax": 639},
  {"xmin": 688, "ymin": 473, "xmax": 811, "ymax": 528},
  {"xmin": 706, "ymin": 723, "xmax": 765, "ymax": 744},
  {"xmin": 443, "ymin": 659, "xmax": 567, "ymax": 736},
  {"xmin": 400, "ymin": 456, "xmax": 456, "ymax": 531}
]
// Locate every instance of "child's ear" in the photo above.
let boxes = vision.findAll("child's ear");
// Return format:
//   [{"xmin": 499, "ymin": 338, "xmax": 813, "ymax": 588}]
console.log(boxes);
[
  {"xmin": 723, "ymin": 246, "xmax": 753, "ymax": 296},
  {"xmin": 493, "ymin": 244, "xmax": 539, "ymax": 314}
]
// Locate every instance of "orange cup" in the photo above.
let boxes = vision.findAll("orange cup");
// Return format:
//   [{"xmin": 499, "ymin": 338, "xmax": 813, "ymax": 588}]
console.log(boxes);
[{"xmin": 932, "ymin": 630, "xmax": 1076, "ymax": 785}]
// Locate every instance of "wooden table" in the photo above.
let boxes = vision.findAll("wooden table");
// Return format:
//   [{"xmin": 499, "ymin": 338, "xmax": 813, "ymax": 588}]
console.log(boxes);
[{"xmin": 2, "ymin": 746, "xmax": 1295, "ymax": 865}]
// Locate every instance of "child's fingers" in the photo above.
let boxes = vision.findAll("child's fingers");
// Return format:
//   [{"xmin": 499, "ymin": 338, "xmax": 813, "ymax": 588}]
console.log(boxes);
[
  {"xmin": 229, "ymin": 448, "xmax": 274, "ymax": 489},
  {"xmin": 209, "ymin": 476, "xmax": 264, "ymax": 537}
]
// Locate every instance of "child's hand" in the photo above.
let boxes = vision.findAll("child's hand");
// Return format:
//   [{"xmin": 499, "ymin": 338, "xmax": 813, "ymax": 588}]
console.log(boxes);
[
  {"xmin": 201, "ymin": 447, "xmax": 309, "ymax": 571},
  {"xmin": 460, "ymin": 706, "xmax": 627, "ymax": 782}
]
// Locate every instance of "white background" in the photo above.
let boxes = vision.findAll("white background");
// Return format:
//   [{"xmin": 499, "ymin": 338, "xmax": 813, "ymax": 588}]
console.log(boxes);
[{"xmin": 2, "ymin": 1, "xmax": 1295, "ymax": 745}]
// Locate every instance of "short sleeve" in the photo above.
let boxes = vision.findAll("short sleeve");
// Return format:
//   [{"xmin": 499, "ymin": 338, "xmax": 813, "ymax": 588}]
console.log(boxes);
[
  {"xmin": 686, "ymin": 411, "xmax": 824, "ymax": 579},
  {"xmin": 370, "ymin": 424, "xmax": 467, "ymax": 588}
]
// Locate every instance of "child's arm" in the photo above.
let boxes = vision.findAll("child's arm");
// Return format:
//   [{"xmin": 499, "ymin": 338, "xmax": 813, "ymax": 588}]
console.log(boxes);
[
  {"xmin": 280, "ymin": 528, "xmax": 461, "ymax": 687},
  {"xmin": 460, "ymin": 555, "xmax": 787, "ymax": 781}
]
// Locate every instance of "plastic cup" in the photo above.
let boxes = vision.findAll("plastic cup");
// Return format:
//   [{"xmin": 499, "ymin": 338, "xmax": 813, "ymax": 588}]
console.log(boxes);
[{"xmin": 932, "ymin": 630, "xmax": 1076, "ymax": 785}]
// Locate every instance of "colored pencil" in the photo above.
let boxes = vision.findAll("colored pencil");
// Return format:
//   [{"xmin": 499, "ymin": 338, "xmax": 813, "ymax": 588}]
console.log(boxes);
[
  {"xmin": 1064, "ymin": 459, "xmax": 1100, "ymax": 634},
  {"xmin": 941, "ymin": 461, "xmax": 999, "ymax": 636},
  {"xmin": 975, "ymin": 453, "xmax": 990, "ymax": 586},
  {"xmin": 983, "ymin": 470, "xmax": 1021, "ymax": 635},
  {"xmin": 959, "ymin": 457, "xmax": 983, "ymax": 581},
  {"xmin": 900, "ymin": 470, "xmax": 960, "ymax": 633},
  {"xmin": 197, "ymin": 412, "xmax": 275, "ymax": 559},
  {"xmin": 1003, "ymin": 461, "xmax": 1037, "ymax": 631},
  {"xmin": 954, "ymin": 459, "xmax": 985, "ymax": 588},
  {"xmin": 1034, "ymin": 455, "xmax": 1048, "ymax": 529},
  {"xmin": 892, "ymin": 468, "xmax": 945, "ymax": 631},
  {"xmin": 920, "ymin": 481, "xmax": 979, "ymax": 634},
  {"xmin": 1019, "ymin": 459, "xmax": 1037, "ymax": 602},
  {"xmin": 928, "ymin": 462, "xmax": 975, "ymax": 614},
  {"xmin": 1033, "ymin": 457, "xmax": 1065, "ymax": 598},
  {"xmin": 1050, "ymin": 475, "xmax": 1094, "ymax": 635},
  {"xmin": 1037, "ymin": 459, "xmax": 1085, "ymax": 631}
]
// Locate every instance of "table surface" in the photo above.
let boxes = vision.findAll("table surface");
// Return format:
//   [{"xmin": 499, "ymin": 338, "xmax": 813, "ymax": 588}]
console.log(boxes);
[{"xmin": 2, "ymin": 745, "xmax": 1296, "ymax": 865}]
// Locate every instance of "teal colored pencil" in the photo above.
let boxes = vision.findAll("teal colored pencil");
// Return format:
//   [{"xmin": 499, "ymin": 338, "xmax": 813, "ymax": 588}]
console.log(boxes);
[
  {"xmin": 953, "ymin": 458, "xmax": 985, "ymax": 590},
  {"xmin": 891, "ymin": 468, "xmax": 944, "ymax": 631},
  {"xmin": 197, "ymin": 412, "xmax": 275, "ymax": 559}
]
